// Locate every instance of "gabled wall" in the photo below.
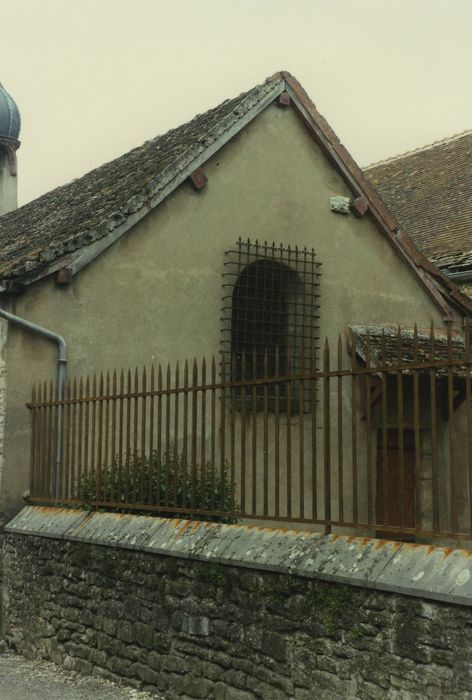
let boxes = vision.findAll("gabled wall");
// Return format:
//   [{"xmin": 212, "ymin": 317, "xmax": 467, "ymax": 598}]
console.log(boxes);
[{"xmin": 0, "ymin": 102, "xmax": 460, "ymax": 515}]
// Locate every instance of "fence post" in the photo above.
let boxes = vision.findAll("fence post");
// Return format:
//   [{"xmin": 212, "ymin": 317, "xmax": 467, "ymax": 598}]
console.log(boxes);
[{"xmin": 323, "ymin": 338, "xmax": 331, "ymax": 534}]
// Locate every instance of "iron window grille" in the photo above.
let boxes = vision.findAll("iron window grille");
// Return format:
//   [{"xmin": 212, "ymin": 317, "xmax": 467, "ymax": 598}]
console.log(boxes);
[{"xmin": 221, "ymin": 238, "xmax": 321, "ymax": 410}]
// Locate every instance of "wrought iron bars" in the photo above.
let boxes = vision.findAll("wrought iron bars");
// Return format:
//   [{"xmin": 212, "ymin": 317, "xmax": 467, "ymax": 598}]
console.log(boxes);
[
  {"xmin": 28, "ymin": 323, "xmax": 472, "ymax": 542},
  {"xmin": 221, "ymin": 238, "xmax": 321, "ymax": 410}
]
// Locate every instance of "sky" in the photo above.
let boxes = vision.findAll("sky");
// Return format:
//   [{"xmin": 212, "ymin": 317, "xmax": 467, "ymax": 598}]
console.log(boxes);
[{"xmin": 1, "ymin": 0, "xmax": 472, "ymax": 205}]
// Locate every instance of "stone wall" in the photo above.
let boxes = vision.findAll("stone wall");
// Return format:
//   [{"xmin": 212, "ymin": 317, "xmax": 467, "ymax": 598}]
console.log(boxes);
[
  {"xmin": 0, "ymin": 319, "xmax": 7, "ymax": 622},
  {"xmin": 4, "ymin": 513, "xmax": 472, "ymax": 699},
  {"xmin": 0, "ymin": 318, "xmax": 6, "ymax": 497}
]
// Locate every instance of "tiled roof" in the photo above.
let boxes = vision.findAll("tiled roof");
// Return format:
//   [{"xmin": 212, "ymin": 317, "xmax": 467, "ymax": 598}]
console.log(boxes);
[
  {"xmin": 0, "ymin": 72, "xmax": 471, "ymax": 319},
  {"xmin": 349, "ymin": 325, "xmax": 467, "ymax": 376},
  {"xmin": 0, "ymin": 75, "xmax": 284, "ymax": 281},
  {"xmin": 365, "ymin": 131, "xmax": 472, "ymax": 276}
]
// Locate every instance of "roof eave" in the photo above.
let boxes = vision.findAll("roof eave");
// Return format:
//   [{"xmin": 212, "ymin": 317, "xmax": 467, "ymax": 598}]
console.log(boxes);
[{"xmin": 1, "ymin": 78, "xmax": 286, "ymax": 289}]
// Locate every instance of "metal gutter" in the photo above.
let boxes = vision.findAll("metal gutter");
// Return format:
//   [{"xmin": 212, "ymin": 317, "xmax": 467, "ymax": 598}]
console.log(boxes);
[
  {"xmin": 0, "ymin": 308, "xmax": 67, "ymax": 498},
  {"xmin": 444, "ymin": 270, "xmax": 472, "ymax": 282}
]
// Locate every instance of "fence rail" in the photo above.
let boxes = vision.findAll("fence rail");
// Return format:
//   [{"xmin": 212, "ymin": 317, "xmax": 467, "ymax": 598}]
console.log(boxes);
[{"xmin": 28, "ymin": 324, "xmax": 472, "ymax": 542}]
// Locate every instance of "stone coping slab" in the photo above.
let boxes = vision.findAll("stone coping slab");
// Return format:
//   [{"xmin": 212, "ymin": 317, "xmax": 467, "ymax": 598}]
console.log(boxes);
[{"xmin": 6, "ymin": 506, "xmax": 472, "ymax": 606}]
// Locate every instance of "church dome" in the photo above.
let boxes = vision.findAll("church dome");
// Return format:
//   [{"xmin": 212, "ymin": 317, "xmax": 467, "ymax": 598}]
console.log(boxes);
[{"xmin": 0, "ymin": 82, "xmax": 20, "ymax": 142}]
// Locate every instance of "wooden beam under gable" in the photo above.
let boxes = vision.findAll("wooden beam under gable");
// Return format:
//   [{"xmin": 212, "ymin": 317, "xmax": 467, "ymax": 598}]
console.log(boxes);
[
  {"xmin": 351, "ymin": 196, "xmax": 369, "ymax": 217},
  {"xmin": 188, "ymin": 168, "xmax": 208, "ymax": 191},
  {"xmin": 277, "ymin": 92, "xmax": 291, "ymax": 108},
  {"xmin": 360, "ymin": 374, "xmax": 383, "ymax": 420},
  {"xmin": 55, "ymin": 268, "xmax": 73, "ymax": 285}
]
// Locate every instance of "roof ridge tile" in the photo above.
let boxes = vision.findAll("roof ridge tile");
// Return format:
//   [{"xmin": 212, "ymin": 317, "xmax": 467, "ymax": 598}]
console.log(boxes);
[{"xmin": 364, "ymin": 128, "xmax": 472, "ymax": 170}]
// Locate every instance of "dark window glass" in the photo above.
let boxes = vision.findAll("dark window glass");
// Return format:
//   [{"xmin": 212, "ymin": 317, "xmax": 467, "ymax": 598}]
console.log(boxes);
[{"xmin": 221, "ymin": 239, "xmax": 321, "ymax": 412}]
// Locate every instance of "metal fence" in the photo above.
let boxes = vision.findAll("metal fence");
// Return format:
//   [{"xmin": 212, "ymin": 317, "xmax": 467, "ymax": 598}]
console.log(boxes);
[{"xmin": 27, "ymin": 324, "xmax": 472, "ymax": 541}]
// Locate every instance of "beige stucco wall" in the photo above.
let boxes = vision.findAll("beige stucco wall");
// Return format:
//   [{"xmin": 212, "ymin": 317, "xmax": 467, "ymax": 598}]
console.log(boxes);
[{"xmin": 0, "ymin": 103, "xmax": 463, "ymax": 518}]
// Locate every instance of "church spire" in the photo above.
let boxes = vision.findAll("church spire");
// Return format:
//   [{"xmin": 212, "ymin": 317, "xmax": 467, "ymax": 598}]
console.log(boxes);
[{"xmin": 0, "ymin": 81, "xmax": 21, "ymax": 216}]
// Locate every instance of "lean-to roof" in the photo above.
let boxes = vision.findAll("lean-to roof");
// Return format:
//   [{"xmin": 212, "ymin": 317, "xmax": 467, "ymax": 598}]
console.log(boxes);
[{"xmin": 349, "ymin": 325, "xmax": 466, "ymax": 377}]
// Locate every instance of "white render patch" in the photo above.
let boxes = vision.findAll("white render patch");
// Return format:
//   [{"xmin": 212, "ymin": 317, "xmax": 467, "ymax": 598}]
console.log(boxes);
[
  {"xmin": 412, "ymin": 571, "xmax": 425, "ymax": 582},
  {"xmin": 456, "ymin": 569, "xmax": 470, "ymax": 586},
  {"xmin": 330, "ymin": 195, "xmax": 351, "ymax": 214},
  {"xmin": 6, "ymin": 506, "xmax": 472, "ymax": 607}
]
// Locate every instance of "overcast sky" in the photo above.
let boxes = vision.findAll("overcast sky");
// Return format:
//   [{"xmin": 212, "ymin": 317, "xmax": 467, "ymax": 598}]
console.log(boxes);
[{"xmin": 1, "ymin": 0, "xmax": 472, "ymax": 205}]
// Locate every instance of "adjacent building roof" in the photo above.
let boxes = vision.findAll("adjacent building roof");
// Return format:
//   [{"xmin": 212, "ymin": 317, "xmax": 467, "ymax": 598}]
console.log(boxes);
[
  {"xmin": 0, "ymin": 71, "xmax": 471, "ymax": 321},
  {"xmin": 365, "ymin": 131, "xmax": 472, "ymax": 278}
]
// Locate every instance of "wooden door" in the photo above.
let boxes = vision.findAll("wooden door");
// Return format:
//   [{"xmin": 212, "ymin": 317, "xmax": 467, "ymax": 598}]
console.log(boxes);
[{"xmin": 376, "ymin": 429, "xmax": 416, "ymax": 540}]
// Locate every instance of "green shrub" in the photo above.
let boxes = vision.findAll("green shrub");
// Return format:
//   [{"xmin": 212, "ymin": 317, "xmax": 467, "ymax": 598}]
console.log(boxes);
[{"xmin": 76, "ymin": 446, "xmax": 237, "ymax": 522}]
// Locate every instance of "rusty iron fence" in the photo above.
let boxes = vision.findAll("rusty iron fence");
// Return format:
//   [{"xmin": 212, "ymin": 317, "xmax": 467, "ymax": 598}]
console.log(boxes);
[{"xmin": 27, "ymin": 324, "xmax": 472, "ymax": 541}]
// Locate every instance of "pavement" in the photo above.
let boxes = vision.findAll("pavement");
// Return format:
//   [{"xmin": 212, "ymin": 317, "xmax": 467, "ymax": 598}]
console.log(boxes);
[{"xmin": 0, "ymin": 650, "xmax": 162, "ymax": 700}]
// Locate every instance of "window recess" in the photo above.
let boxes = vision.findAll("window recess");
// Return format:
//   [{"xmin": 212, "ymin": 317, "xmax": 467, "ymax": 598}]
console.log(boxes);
[{"xmin": 221, "ymin": 238, "xmax": 321, "ymax": 410}]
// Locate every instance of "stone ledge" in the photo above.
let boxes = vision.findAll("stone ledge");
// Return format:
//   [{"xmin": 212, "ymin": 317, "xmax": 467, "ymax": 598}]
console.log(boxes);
[{"xmin": 6, "ymin": 506, "xmax": 472, "ymax": 606}]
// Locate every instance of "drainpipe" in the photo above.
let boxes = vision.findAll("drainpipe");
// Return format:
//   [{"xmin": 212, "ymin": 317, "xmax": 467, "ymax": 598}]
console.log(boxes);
[{"xmin": 0, "ymin": 308, "xmax": 67, "ymax": 499}]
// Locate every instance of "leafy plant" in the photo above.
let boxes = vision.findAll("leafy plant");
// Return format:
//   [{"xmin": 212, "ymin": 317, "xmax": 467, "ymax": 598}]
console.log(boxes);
[{"xmin": 76, "ymin": 445, "xmax": 237, "ymax": 522}]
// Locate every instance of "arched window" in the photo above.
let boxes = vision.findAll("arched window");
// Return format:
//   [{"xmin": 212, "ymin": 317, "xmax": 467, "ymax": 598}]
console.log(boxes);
[
  {"xmin": 221, "ymin": 239, "xmax": 321, "ymax": 410},
  {"xmin": 231, "ymin": 259, "xmax": 301, "ymax": 382}
]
